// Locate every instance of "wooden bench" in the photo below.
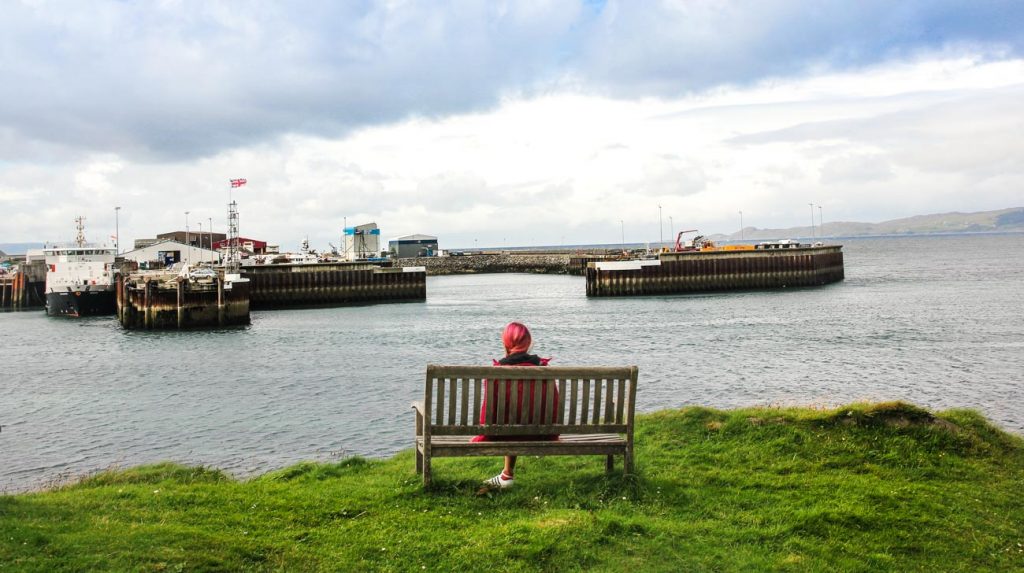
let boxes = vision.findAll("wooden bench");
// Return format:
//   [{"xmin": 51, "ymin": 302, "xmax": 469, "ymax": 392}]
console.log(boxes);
[{"xmin": 413, "ymin": 365, "xmax": 638, "ymax": 486}]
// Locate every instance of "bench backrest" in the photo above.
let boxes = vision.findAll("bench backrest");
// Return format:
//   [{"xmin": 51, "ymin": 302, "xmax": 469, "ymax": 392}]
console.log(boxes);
[{"xmin": 424, "ymin": 365, "xmax": 638, "ymax": 438}]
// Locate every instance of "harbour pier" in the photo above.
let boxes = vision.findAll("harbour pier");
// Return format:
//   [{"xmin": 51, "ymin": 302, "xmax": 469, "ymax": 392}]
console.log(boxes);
[
  {"xmin": 395, "ymin": 252, "xmax": 621, "ymax": 276},
  {"xmin": 241, "ymin": 262, "xmax": 426, "ymax": 308},
  {"xmin": 116, "ymin": 269, "xmax": 250, "ymax": 329},
  {"xmin": 0, "ymin": 262, "xmax": 47, "ymax": 309},
  {"xmin": 585, "ymin": 245, "xmax": 845, "ymax": 297}
]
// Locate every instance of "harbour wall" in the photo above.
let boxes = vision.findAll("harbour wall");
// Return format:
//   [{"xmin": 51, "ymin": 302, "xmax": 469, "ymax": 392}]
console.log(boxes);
[
  {"xmin": 397, "ymin": 253, "xmax": 599, "ymax": 275},
  {"xmin": 242, "ymin": 262, "xmax": 426, "ymax": 308},
  {"xmin": 585, "ymin": 246, "xmax": 845, "ymax": 297},
  {"xmin": 0, "ymin": 262, "xmax": 46, "ymax": 309},
  {"xmin": 117, "ymin": 272, "xmax": 250, "ymax": 329}
]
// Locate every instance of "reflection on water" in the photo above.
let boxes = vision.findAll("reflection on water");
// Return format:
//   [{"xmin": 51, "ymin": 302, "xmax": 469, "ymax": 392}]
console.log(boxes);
[{"xmin": 2, "ymin": 234, "xmax": 1022, "ymax": 492}]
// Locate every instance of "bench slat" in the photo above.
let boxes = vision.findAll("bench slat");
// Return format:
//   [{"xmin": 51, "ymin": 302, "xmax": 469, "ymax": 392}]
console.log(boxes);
[
  {"xmin": 435, "ymin": 378, "xmax": 445, "ymax": 424},
  {"xmin": 429, "ymin": 424, "xmax": 627, "ymax": 436},
  {"xmin": 428, "ymin": 365, "xmax": 636, "ymax": 380},
  {"xmin": 496, "ymin": 380, "xmax": 506, "ymax": 424},
  {"xmin": 536, "ymin": 378, "xmax": 544, "ymax": 423},
  {"xmin": 602, "ymin": 380, "xmax": 610, "ymax": 425},
  {"xmin": 509, "ymin": 380, "xmax": 520, "ymax": 424},
  {"xmin": 557, "ymin": 380, "xmax": 566, "ymax": 424},
  {"xmin": 419, "ymin": 434, "xmax": 627, "ymax": 458},
  {"xmin": 616, "ymin": 378, "xmax": 626, "ymax": 424},
  {"xmin": 569, "ymin": 379, "xmax": 578, "ymax": 424},
  {"xmin": 460, "ymin": 378, "xmax": 469, "ymax": 425},
  {"xmin": 545, "ymin": 380, "xmax": 556, "ymax": 424},
  {"xmin": 448, "ymin": 378, "xmax": 457, "ymax": 425},
  {"xmin": 582, "ymin": 379, "xmax": 591, "ymax": 424},
  {"xmin": 593, "ymin": 379, "xmax": 603, "ymax": 424},
  {"xmin": 427, "ymin": 443, "xmax": 626, "ymax": 457},
  {"xmin": 473, "ymin": 378, "xmax": 482, "ymax": 425},
  {"xmin": 423, "ymin": 434, "xmax": 625, "ymax": 445}
]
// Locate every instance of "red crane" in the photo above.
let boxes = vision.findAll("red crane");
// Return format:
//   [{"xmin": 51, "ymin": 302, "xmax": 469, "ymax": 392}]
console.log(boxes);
[{"xmin": 674, "ymin": 229, "xmax": 700, "ymax": 251}]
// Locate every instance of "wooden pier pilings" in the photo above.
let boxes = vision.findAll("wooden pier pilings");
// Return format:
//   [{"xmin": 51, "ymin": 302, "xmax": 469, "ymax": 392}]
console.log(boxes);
[
  {"xmin": 241, "ymin": 262, "xmax": 426, "ymax": 308},
  {"xmin": 585, "ymin": 245, "xmax": 845, "ymax": 297},
  {"xmin": 117, "ymin": 271, "xmax": 250, "ymax": 329},
  {"xmin": 0, "ymin": 262, "xmax": 47, "ymax": 309}
]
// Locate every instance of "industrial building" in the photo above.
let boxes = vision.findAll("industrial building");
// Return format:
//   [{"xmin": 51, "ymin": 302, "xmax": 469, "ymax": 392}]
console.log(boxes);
[
  {"xmin": 157, "ymin": 230, "xmax": 227, "ymax": 250},
  {"xmin": 121, "ymin": 240, "xmax": 221, "ymax": 267},
  {"xmin": 343, "ymin": 223, "xmax": 381, "ymax": 260},
  {"xmin": 388, "ymin": 234, "xmax": 439, "ymax": 258},
  {"xmin": 212, "ymin": 237, "xmax": 269, "ymax": 255}
]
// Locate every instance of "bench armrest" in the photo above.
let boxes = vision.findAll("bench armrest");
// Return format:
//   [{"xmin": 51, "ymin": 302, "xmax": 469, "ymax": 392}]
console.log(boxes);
[{"xmin": 412, "ymin": 401, "xmax": 426, "ymax": 437}]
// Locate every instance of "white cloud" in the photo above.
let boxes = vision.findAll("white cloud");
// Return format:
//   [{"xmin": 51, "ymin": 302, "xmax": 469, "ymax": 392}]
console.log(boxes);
[{"xmin": 2, "ymin": 55, "xmax": 1022, "ymax": 250}]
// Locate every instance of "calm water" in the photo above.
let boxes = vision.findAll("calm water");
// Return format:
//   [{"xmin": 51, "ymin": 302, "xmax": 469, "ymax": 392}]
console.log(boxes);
[{"xmin": 2, "ymin": 235, "xmax": 1022, "ymax": 493}]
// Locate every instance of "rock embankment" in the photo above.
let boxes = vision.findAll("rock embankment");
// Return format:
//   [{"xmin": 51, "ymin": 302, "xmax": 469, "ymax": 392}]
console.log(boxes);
[{"xmin": 396, "ymin": 253, "xmax": 576, "ymax": 276}]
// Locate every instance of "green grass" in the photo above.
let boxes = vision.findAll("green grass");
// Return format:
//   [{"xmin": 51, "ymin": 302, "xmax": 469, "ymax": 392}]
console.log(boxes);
[{"xmin": 2, "ymin": 402, "xmax": 1022, "ymax": 572}]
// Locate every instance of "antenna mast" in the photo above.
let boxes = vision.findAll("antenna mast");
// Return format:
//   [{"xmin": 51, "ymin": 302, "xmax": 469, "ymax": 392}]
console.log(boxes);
[
  {"xmin": 74, "ymin": 216, "xmax": 87, "ymax": 247},
  {"xmin": 227, "ymin": 200, "xmax": 240, "ymax": 273}
]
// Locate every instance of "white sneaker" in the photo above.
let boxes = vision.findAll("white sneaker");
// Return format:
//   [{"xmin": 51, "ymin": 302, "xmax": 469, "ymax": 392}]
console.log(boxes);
[{"xmin": 484, "ymin": 473, "xmax": 514, "ymax": 489}]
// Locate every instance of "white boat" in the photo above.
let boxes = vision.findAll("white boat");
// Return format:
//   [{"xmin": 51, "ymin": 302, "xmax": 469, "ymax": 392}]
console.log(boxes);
[{"xmin": 44, "ymin": 217, "xmax": 116, "ymax": 317}]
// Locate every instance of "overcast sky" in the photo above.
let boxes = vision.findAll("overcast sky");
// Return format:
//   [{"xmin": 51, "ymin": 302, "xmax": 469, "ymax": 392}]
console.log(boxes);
[{"xmin": 2, "ymin": 0, "xmax": 1022, "ymax": 251}]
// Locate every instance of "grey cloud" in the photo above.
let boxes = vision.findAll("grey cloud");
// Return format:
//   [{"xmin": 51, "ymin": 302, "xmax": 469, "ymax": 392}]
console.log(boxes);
[
  {"xmin": 2, "ymin": 1, "xmax": 1022, "ymax": 162},
  {"xmin": 580, "ymin": 0, "xmax": 1024, "ymax": 97},
  {"xmin": 1, "ymin": 1, "xmax": 582, "ymax": 161}
]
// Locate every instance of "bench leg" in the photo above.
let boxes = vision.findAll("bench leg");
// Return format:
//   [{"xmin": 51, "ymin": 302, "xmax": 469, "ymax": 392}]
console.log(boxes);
[
  {"xmin": 624, "ymin": 448, "xmax": 634, "ymax": 475},
  {"xmin": 423, "ymin": 454, "xmax": 432, "ymax": 487},
  {"xmin": 415, "ymin": 409, "xmax": 423, "ymax": 474},
  {"xmin": 605, "ymin": 455, "xmax": 614, "ymax": 473}
]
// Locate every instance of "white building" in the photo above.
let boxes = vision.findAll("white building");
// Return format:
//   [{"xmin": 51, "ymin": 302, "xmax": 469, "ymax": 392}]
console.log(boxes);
[
  {"xmin": 121, "ymin": 240, "xmax": 221, "ymax": 267},
  {"xmin": 343, "ymin": 222, "xmax": 381, "ymax": 261}
]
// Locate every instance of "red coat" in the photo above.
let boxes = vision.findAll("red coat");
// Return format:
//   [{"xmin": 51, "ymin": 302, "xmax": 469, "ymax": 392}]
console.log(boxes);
[{"xmin": 471, "ymin": 357, "xmax": 559, "ymax": 442}]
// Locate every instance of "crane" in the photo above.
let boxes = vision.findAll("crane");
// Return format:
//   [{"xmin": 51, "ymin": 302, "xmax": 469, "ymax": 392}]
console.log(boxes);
[{"xmin": 674, "ymin": 229, "xmax": 700, "ymax": 251}]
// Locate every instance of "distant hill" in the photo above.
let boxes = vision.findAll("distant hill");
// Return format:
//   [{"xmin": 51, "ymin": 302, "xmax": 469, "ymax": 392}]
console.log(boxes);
[
  {"xmin": 717, "ymin": 207, "xmax": 1024, "ymax": 241},
  {"xmin": 0, "ymin": 243, "xmax": 44, "ymax": 256}
]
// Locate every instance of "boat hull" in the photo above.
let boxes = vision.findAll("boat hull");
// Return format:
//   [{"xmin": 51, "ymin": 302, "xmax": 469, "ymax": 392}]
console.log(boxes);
[{"xmin": 46, "ymin": 289, "xmax": 117, "ymax": 317}]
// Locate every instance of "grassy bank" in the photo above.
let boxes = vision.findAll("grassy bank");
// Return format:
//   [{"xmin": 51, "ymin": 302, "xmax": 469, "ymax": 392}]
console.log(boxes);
[{"xmin": 2, "ymin": 402, "xmax": 1022, "ymax": 572}]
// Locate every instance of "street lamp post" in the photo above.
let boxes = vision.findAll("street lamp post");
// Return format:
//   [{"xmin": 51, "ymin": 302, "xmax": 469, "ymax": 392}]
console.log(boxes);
[
  {"xmin": 198, "ymin": 222, "xmax": 203, "ymax": 263},
  {"xmin": 114, "ymin": 206, "xmax": 121, "ymax": 254},
  {"xmin": 808, "ymin": 203, "xmax": 815, "ymax": 240},
  {"xmin": 185, "ymin": 211, "xmax": 190, "ymax": 265},
  {"xmin": 818, "ymin": 205, "xmax": 824, "ymax": 239},
  {"xmin": 208, "ymin": 217, "xmax": 213, "ymax": 262},
  {"xmin": 658, "ymin": 204, "xmax": 663, "ymax": 250},
  {"xmin": 739, "ymin": 210, "xmax": 744, "ymax": 241}
]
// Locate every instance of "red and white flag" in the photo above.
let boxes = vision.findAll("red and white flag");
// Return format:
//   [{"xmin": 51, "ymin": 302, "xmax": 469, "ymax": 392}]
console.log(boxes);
[{"xmin": 230, "ymin": 178, "xmax": 247, "ymax": 188}]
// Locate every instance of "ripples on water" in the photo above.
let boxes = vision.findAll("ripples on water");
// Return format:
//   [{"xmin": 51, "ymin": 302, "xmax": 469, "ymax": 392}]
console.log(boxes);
[{"xmin": 2, "ymin": 235, "xmax": 1022, "ymax": 492}]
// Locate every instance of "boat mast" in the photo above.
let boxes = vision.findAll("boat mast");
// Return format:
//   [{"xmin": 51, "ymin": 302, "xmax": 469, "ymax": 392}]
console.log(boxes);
[{"xmin": 74, "ymin": 216, "xmax": 87, "ymax": 247}]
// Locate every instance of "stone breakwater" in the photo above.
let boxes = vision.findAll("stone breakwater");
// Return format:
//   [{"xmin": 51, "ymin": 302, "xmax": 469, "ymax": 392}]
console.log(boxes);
[{"xmin": 397, "ymin": 253, "xmax": 576, "ymax": 276}]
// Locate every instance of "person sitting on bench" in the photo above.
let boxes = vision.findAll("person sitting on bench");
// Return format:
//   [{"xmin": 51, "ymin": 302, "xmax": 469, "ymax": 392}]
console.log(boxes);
[{"xmin": 473, "ymin": 321, "xmax": 559, "ymax": 489}]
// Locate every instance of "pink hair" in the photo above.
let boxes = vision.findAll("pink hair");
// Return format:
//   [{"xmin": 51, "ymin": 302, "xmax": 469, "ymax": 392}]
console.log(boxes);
[{"xmin": 502, "ymin": 322, "xmax": 532, "ymax": 355}]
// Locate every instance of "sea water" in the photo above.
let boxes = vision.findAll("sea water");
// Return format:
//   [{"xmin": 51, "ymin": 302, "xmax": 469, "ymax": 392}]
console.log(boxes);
[{"xmin": 1, "ymin": 234, "xmax": 1022, "ymax": 492}]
